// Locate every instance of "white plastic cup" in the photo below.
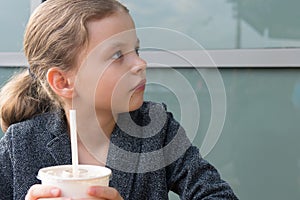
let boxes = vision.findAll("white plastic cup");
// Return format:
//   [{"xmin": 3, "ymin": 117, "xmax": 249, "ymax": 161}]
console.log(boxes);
[{"xmin": 37, "ymin": 165, "xmax": 112, "ymax": 199}]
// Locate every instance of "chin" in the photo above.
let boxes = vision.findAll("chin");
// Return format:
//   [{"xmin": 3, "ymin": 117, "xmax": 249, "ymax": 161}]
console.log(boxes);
[
  {"xmin": 128, "ymin": 100, "xmax": 144, "ymax": 112},
  {"xmin": 128, "ymin": 95, "xmax": 144, "ymax": 112},
  {"xmin": 112, "ymin": 93, "xmax": 144, "ymax": 113}
]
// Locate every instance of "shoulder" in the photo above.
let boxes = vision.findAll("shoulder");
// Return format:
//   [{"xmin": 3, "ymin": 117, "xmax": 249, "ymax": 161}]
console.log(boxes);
[
  {"xmin": 129, "ymin": 101, "xmax": 174, "ymax": 125},
  {"xmin": 4, "ymin": 111, "xmax": 66, "ymax": 141},
  {"xmin": 0, "ymin": 110, "xmax": 69, "ymax": 167},
  {"xmin": 132, "ymin": 101, "xmax": 167, "ymax": 114},
  {"xmin": 129, "ymin": 101, "xmax": 183, "ymax": 144},
  {"xmin": 116, "ymin": 101, "xmax": 180, "ymax": 142}
]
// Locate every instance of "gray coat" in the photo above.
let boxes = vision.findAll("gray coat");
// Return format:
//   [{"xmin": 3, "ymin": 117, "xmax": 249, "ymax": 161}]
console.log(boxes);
[{"xmin": 0, "ymin": 102, "xmax": 238, "ymax": 199}]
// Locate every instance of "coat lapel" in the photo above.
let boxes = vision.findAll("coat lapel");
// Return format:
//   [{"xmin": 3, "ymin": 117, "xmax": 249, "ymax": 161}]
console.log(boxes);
[
  {"xmin": 46, "ymin": 135, "xmax": 72, "ymax": 165},
  {"xmin": 44, "ymin": 111, "xmax": 72, "ymax": 165}
]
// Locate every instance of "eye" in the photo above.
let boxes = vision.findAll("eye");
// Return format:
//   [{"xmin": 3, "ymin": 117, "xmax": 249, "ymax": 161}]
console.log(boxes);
[
  {"xmin": 112, "ymin": 50, "xmax": 123, "ymax": 60},
  {"xmin": 135, "ymin": 47, "xmax": 140, "ymax": 56}
]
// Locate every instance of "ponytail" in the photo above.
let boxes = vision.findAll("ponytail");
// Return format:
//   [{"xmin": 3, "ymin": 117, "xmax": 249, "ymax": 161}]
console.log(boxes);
[{"xmin": 0, "ymin": 70, "xmax": 58, "ymax": 132}]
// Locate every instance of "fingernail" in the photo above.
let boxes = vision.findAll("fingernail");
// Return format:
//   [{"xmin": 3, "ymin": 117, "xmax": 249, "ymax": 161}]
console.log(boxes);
[
  {"xmin": 51, "ymin": 188, "xmax": 60, "ymax": 196},
  {"xmin": 88, "ymin": 187, "xmax": 96, "ymax": 195}
]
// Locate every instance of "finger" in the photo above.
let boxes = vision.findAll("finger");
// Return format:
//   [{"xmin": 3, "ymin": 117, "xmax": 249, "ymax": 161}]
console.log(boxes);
[
  {"xmin": 39, "ymin": 198, "xmax": 71, "ymax": 200},
  {"xmin": 25, "ymin": 184, "xmax": 61, "ymax": 200},
  {"xmin": 87, "ymin": 186, "xmax": 123, "ymax": 200}
]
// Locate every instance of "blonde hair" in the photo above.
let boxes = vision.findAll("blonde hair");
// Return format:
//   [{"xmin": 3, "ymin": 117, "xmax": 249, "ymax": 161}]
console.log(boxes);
[{"xmin": 0, "ymin": 0, "xmax": 128, "ymax": 132}]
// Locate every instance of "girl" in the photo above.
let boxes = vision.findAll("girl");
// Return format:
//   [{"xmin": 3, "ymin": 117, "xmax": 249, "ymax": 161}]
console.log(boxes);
[{"xmin": 0, "ymin": 0, "xmax": 238, "ymax": 199}]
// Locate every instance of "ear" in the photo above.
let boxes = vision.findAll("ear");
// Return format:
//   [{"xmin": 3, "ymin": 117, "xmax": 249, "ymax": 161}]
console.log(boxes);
[{"xmin": 47, "ymin": 67, "xmax": 75, "ymax": 99}]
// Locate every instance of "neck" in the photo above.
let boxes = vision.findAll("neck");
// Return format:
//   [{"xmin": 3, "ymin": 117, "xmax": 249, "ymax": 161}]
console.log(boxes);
[
  {"xmin": 66, "ymin": 106, "xmax": 118, "ymax": 166},
  {"xmin": 95, "ymin": 109, "xmax": 118, "ymax": 138},
  {"xmin": 65, "ymin": 105, "xmax": 117, "ymax": 137}
]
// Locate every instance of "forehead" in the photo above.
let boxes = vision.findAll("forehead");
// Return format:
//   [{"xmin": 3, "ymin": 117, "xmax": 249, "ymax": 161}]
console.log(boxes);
[{"xmin": 86, "ymin": 12, "xmax": 137, "ymax": 52}]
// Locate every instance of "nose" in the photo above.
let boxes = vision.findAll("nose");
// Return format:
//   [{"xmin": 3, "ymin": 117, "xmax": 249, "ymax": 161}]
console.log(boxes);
[{"xmin": 129, "ymin": 53, "xmax": 147, "ymax": 75}]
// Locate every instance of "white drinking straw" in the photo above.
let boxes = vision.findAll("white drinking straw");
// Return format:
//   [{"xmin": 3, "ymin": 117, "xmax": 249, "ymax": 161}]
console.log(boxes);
[{"xmin": 70, "ymin": 109, "xmax": 79, "ymax": 178}]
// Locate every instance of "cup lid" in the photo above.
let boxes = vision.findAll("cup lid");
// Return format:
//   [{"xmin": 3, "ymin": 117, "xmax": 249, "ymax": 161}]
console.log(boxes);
[{"xmin": 37, "ymin": 164, "xmax": 112, "ymax": 181}]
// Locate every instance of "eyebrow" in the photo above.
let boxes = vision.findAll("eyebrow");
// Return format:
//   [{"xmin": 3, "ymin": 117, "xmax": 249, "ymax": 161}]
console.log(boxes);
[{"xmin": 109, "ymin": 38, "xmax": 140, "ymax": 49}]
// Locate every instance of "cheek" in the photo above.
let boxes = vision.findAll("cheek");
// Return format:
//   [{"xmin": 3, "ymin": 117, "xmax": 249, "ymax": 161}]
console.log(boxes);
[
  {"xmin": 95, "ymin": 73, "xmax": 129, "ymax": 108},
  {"xmin": 74, "ymin": 61, "xmax": 106, "ymax": 99},
  {"xmin": 73, "ymin": 76, "xmax": 97, "ymax": 105}
]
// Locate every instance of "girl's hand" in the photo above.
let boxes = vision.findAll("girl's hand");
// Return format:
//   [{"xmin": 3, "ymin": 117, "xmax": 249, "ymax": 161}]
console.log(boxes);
[
  {"xmin": 85, "ymin": 186, "xmax": 123, "ymax": 200},
  {"xmin": 26, "ymin": 184, "xmax": 123, "ymax": 200},
  {"xmin": 25, "ymin": 184, "xmax": 70, "ymax": 200}
]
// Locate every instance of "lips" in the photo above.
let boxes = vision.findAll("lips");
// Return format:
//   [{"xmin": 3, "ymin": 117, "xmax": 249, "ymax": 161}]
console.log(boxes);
[{"xmin": 132, "ymin": 79, "xmax": 146, "ymax": 92}]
